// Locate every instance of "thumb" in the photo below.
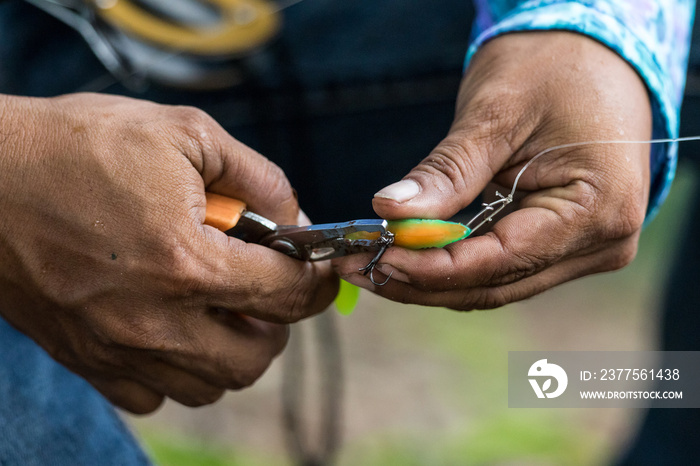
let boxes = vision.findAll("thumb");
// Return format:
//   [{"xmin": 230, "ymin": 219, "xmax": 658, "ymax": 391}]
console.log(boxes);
[
  {"xmin": 190, "ymin": 112, "xmax": 299, "ymax": 225},
  {"xmin": 372, "ymin": 130, "xmax": 514, "ymax": 220}
]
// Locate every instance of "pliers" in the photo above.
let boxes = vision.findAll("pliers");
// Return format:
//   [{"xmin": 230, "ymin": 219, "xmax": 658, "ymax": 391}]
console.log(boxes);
[
  {"xmin": 204, "ymin": 192, "xmax": 477, "ymax": 285},
  {"xmin": 204, "ymin": 193, "xmax": 393, "ymax": 262}
]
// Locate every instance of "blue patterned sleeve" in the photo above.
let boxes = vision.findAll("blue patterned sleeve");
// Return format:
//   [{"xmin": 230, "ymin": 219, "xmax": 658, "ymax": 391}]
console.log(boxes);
[{"xmin": 467, "ymin": 0, "xmax": 695, "ymax": 219}]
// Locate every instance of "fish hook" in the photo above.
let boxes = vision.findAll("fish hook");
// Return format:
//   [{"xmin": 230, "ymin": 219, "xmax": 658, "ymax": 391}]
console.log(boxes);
[{"xmin": 358, "ymin": 231, "xmax": 395, "ymax": 286}]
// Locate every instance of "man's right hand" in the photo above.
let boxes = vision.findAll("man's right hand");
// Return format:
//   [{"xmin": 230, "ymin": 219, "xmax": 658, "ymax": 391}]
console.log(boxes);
[{"xmin": 0, "ymin": 93, "xmax": 338, "ymax": 414}]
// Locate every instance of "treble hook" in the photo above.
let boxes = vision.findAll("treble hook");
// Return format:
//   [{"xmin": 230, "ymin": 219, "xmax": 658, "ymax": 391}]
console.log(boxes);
[{"xmin": 358, "ymin": 231, "xmax": 395, "ymax": 286}]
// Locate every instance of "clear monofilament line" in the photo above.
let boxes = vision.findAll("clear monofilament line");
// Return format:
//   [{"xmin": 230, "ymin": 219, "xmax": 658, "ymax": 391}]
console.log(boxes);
[
  {"xmin": 509, "ymin": 136, "xmax": 700, "ymax": 196},
  {"xmin": 466, "ymin": 135, "xmax": 700, "ymax": 236}
]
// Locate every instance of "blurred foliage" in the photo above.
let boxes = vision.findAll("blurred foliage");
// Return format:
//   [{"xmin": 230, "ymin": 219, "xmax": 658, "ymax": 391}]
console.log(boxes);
[
  {"xmin": 338, "ymin": 414, "xmax": 600, "ymax": 466},
  {"xmin": 138, "ymin": 429, "xmax": 285, "ymax": 466}
]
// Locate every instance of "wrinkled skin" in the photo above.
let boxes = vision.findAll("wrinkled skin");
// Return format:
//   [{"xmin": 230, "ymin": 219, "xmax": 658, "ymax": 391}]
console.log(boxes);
[
  {"xmin": 0, "ymin": 93, "xmax": 337, "ymax": 414},
  {"xmin": 335, "ymin": 32, "xmax": 652, "ymax": 310}
]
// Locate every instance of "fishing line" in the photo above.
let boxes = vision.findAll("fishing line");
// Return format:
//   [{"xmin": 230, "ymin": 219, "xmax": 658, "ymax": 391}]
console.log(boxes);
[
  {"xmin": 511, "ymin": 135, "xmax": 700, "ymax": 197},
  {"xmin": 471, "ymin": 135, "xmax": 700, "ymax": 233}
]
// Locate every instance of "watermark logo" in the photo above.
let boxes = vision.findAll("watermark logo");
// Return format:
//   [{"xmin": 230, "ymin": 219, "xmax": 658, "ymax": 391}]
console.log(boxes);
[
  {"xmin": 510, "ymin": 352, "xmax": 696, "ymax": 408},
  {"xmin": 528, "ymin": 359, "xmax": 568, "ymax": 399}
]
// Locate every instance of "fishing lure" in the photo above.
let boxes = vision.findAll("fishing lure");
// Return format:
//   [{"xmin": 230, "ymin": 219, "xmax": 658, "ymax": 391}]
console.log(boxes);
[{"xmin": 355, "ymin": 196, "xmax": 509, "ymax": 286}]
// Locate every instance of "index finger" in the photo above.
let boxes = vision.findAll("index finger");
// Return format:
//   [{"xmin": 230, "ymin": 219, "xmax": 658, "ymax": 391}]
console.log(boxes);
[
  {"xmin": 200, "ymin": 227, "xmax": 339, "ymax": 323},
  {"xmin": 174, "ymin": 107, "xmax": 301, "ymax": 226}
]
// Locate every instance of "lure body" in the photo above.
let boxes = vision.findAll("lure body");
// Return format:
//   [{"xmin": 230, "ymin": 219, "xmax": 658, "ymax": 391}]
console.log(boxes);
[
  {"xmin": 386, "ymin": 219, "xmax": 470, "ymax": 249},
  {"xmin": 345, "ymin": 218, "xmax": 471, "ymax": 249}
]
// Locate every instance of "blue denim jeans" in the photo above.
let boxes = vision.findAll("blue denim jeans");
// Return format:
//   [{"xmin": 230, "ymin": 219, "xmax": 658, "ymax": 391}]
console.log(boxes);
[
  {"xmin": 0, "ymin": 0, "xmax": 472, "ymax": 463},
  {"xmin": 0, "ymin": 318, "xmax": 151, "ymax": 465}
]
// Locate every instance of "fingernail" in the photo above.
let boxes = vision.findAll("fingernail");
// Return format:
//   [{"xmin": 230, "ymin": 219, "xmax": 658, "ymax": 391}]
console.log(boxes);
[{"xmin": 374, "ymin": 179, "xmax": 420, "ymax": 203}]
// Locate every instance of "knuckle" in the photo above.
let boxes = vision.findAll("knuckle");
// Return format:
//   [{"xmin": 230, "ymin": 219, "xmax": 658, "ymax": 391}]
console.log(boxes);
[
  {"xmin": 125, "ymin": 395, "xmax": 165, "ymax": 415},
  {"xmin": 610, "ymin": 200, "xmax": 646, "ymax": 239},
  {"xmin": 102, "ymin": 314, "xmax": 169, "ymax": 351},
  {"xmin": 161, "ymin": 240, "xmax": 211, "ymax": 298},
  {"xmin": 605, "ymin": 240, "xmax": 639, "ymax": 272},
  {"xmin": 177, "ymin": 388, "xmax": 225, "ymax": 407},
  {"xmin": 45, "ymin": 319, "xmax": 124, "ymax": 372},
  {"xmin": 253, "ymin": 162, "xmax": 298, "ymax": 221},
  {"xmin": 494, "ymin": 256, "xmax": 544, "ymax": 286},
  {"xmin": 564, "ymin": 198, "xmax": 596, "ymax": 231},
  {"xmin": 174, "ymin": 106, "xmax": 215, "ymax": 134},
  {"xmin": 224, "ymin": 153, "xmax": 296, "ymax": 223},
  {"xmin": 451, "ymin": 287, "xmax": 511, "ymax": 311},
  {"xmin": 468, "ymin": 103, "xmax": 514, "ymax": 143},
  {"xmin": 550, "ymin": 180, "xmax": 601, "ymax": 237},
  {"xmin": 461, "ymin": 88, "xmax": 529, "ymax": 151},
  {"xmin": 583, "ymin": 175, "xmax": 645, "ymax": 242},
  {"xmin": 210, "ymin": 334, "xmax": 279, "ymax": 389},
  {"xmin": 95, "ymin": 380, "xmax": 165, "ymax": 414},
  {"xmin": 279, "ymin": 289, "xmax": 312, "ymax": 324},
  {"xmin": 475, "ymin": 287, "xmax": 516, "ymax": 310},
  {"xmin": 83, "ymin": 309, "xmax": 174, "ymax": 354},
  {"xmin": 265, "ymin": 323, "xmax": 290, "ymax": 357},
  {"xmin": 259, "ymin": 159, "xmax": 289, "ymax": 193},
  {"xmin": 420, "ymin": 137, "xmax": 481, "ymax": 195},
  {"xmin": 488, "ymin": 234, "xmax": 551, "ymax": 287},
  {"xmin": 232, "ymin": 359, "xmax": 270, "ymax": 389},
  {"xmin": 169, "ymin": 106, "xmax": 218, "ymax": 156},
  {"xmin": 277, "ymin": 269, "xmax": 320, "ymax": 323}
]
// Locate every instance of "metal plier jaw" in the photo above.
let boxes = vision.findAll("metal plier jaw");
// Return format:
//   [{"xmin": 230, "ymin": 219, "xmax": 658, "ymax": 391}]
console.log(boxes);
[{"xmin": 226, "ymin": 212, "xmax": 389, "ymax": 261}]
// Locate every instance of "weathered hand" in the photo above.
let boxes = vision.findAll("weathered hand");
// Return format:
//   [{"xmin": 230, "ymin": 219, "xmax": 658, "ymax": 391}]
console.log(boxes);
[
  {"xmin": 334, "ymin": 32, "xmax": 652, "ymax": 310},
  {"xmin": 0, "ymin": 93, "xmax": 337, "ymax": 413}
]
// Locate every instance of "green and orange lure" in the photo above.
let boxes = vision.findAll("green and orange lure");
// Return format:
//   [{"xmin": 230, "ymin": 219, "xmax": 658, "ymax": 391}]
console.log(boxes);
[
  {"xmin": 335, "ymin": 218, "xmax": 475, "ymax": 314},
  {"xmin": 343, "ymin": 217, "xmax": 477, "ymax": 290},
  {"xmin": 384, "ymin": 218, "xmax": 471, "ymax": 249},
  {"xmin": 345, "ymin": 218, "xmax": 471, "ymax": 249}
]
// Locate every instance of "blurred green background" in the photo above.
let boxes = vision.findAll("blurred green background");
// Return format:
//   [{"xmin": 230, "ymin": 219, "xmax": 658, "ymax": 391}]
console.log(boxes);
[{"xmin": 128, "ymin": 162, "xmax": 698, "ymax": 466}]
